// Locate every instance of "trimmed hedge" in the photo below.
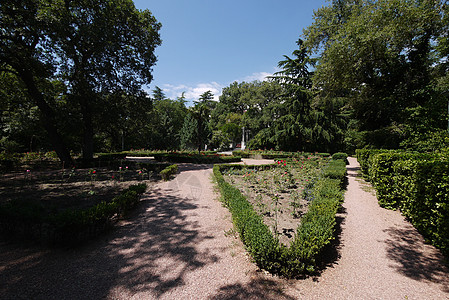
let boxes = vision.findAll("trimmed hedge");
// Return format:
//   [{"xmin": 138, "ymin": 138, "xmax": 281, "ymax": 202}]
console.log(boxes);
[
  {"xmin": 213, "ymin": 158, "xmax": 345, "ymax": 277},
  {"xmin": 153, "ymin": 152, "xmax": 241, "ymax": 164},
  {"xmin": 0, "ymin": 183, "xmax": 147, "ymax": 246},
  {"xmin": 331, "ymin": 152, "xmax": 349, "ymax": 164},
  {"xmin": 160, "ymin": 164, "xmax": 178, "ymax": 181},
  {"xmin": 356, "ymin": 149, "xmax": 449, "ymax": 257},
  {"xmin": 232, "ymin": 150, "xmax": 331, "ymax": 160}
]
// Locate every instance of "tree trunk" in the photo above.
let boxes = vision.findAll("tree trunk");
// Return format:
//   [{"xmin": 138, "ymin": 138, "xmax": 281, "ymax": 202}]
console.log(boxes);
[{"xmin": 19, "ymin": 71, "xmax": 73, "ymax": 166}]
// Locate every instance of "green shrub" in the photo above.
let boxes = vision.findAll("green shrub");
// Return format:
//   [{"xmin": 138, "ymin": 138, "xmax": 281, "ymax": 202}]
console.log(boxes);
[
  {"xmin": 154, "ymin": 152, "xmax": 241, "ymax": 164},
  {"xmin": 160, "ymin": 164, "xmax": 178, "ymax": 181},
  {"xmin": 322, "ymin": 159, "xmax": 347, "ymax": 187},
  {"xmin": 331, "ymin": 152, "xmax": 349, "ymax": 164}
]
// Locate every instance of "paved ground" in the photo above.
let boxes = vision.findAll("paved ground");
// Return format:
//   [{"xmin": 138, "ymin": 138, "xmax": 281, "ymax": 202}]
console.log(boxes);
[{"xmin": 0, "ymin": 157, "xmax": 448, "ymax": 299}]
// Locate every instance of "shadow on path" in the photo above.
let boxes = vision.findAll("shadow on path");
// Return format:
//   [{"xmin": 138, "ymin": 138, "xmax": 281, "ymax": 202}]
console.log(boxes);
[
  {"xmin": 209, "ymin": 277, "xmax": 296, "ymax": 300},
  {"xmin": 383, "ymin": 226, "xmax": 449, "ymax": 293},
  {"xmin": 0, "ymin": 187, "xmax": 219, "ymax": 299}
]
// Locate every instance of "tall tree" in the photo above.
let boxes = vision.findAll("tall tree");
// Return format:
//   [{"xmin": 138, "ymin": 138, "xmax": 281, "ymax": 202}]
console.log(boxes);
[
  {"xmin": 191, "ymin": 91, "xmax": 215, "ymax": 152},
  {"xmin": 303, "ymin": 0, "xmax": 448, "ymax": 149},
  {"xmin": 0, "ymin": 0, "xmax": 73, "ymax": 164},
  {"xmin": 0, "ymin": 0, "xmax": 161, "ymax": 162}
]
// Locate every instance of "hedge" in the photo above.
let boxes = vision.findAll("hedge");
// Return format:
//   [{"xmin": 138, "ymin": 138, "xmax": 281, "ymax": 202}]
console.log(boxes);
[
  {"xmin": 153, "ymin": 152, "xmax": 241, "ymax": 164},
  {"xmin": 232, "ymin": 150, "xmax": 331, "ymax": 160},
  {"xmin": 213, "ymin": 158, "xmax": 345, "ymax": 277},
  {"xmin": 0, "ymin": 183, "xmax": 147, "ymax": 246},
  {"xmin": 160, "ymin": 164, "xmax": 178, "ymax": 181},
  {"xmin": 356, "ymin": 149, "xmax": 449, "ymax": 257},
  {"xmin": 331, "ymin": 152, "xmax": 349, "ymax": 165}
]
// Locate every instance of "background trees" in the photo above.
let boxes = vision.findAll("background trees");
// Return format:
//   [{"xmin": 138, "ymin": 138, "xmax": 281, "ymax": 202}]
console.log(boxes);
[
  {"xmin": 1, "ymin": 0, "xmax": 447, "ymax": 156},
  {"xmin": 303, "ymin": 0, "xmax": 449, "ymax": 150}
]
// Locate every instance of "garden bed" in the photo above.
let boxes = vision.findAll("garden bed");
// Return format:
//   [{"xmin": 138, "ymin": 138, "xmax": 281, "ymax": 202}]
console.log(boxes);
[
  {"xmin": 215, "ymin": 154, "xmax": 347, "ymax": 277},
  {"xmin": 221, "ymin": 156, "xmax": 328, "ymax": 246}
]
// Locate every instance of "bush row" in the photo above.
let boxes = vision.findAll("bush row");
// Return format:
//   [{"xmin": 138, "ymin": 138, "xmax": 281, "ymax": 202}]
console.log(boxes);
[
  {"xmin": 160, "ymin": 164, "xmax": 178, "ymax": 181},
  {"xmin": 355, "ymin": 149, "xmax": 449, "ymax": 257},
  {"xmin": 213, "ymin": 158, "xmax": 346, "ymax": 277},
  {"xmin": 0, "ymin": 184, "xmax": 147, "ymax": 246},
  {"xmin": 96, "ymin": 150, "xmax": 219, "ymax": 161},
  {"xmin": 232, "ymin": 150, "xmax": 331, "ymax": 159},
  {"xmin": 153, "ymin": 152, "xmax": 241, "ymax": 164}
]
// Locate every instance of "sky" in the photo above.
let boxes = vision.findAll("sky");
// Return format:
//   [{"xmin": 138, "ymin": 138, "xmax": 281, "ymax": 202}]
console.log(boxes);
[{"xmin": 133, "ymin": 0, "xmax": 329, "ymax": 104}]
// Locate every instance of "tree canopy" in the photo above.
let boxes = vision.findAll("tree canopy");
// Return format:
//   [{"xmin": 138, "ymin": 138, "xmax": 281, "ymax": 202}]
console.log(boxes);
[{"xmin": 0, "ymin": 0, "xmax": 161, "ymax": 163}]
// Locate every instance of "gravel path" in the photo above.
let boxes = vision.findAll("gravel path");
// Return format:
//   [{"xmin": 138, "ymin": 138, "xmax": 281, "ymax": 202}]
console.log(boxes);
[{"xmin": 0, "ymin": 157, "xmax": 448, "ymax": 299}]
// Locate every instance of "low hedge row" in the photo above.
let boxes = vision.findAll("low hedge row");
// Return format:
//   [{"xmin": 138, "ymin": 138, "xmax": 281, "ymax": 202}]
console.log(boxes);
[
  {"xmin": 160, "ymin": 164, "xmax": 178, "ymax": 181},
  {"xmin": 232, "ymin": 150, "xmax": 331, "ymax": 159},
  {"xmin": 153, "ymin": 153, "xmax": 241, "ymax": 164},
  {"xmin": 213, "ymin": 158, "xmax": 345, "ymax": 277},
  {"xmin": 356, "ymin": 149, "xmax": 449, "ymax": 257},
  {"xmin": 0, "ymin": 184, "xmax": 147, "ymax": 246}
]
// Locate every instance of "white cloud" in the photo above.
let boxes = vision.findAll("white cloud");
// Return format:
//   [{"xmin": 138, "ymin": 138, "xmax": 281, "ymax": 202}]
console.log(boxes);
[
  {"xmin": 155, "ymin": 70, "xmax": 276, "ymax": 105},
  {"xmin": 162, "ymin": 82, "xmax": 223, "ymax": 104},
  {"xmin": 239, "ymin": 71, "xmax": 272, "ymax": 82}
]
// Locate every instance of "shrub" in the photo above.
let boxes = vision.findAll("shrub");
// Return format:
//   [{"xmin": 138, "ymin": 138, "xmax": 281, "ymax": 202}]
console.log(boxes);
[
  {"xmin": 153, "ymin": 152, "xmax": 241, "ymax": 164},
  {"xmin": 322, "ymin": 159, "xmax": 347, "ymax": 187},
  {"xmin": 331, "ymin": 152, "xmax": 349, "ymax": 164},
  {"xmin": 160, "ymin": 164, "xmax": 178, "ymax": 181}
]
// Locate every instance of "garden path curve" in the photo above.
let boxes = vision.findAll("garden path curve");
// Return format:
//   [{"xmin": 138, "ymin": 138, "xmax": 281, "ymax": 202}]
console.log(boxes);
[{"xmin": 0, "ymin": 157, "xmax": 448, "ymax": 299}]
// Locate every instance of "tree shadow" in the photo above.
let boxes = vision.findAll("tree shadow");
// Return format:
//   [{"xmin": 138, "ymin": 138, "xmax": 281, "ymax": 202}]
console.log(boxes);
[
  {"xmin": 0, "ymin": 187, "xmax": 220, "ymax": 299},
  {"xmin": 209, "ymin": 277, "xmax": 296, "ymax": 300},
  {"xmin": 383, "ymin": 226, "xmax": 449, "ymax": 293}
]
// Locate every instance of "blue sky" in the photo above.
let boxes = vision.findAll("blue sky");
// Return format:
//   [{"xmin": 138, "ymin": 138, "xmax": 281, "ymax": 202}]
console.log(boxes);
[{"xmin": 133, "ymin": 0, "xmax": 328, "ymax": 103}]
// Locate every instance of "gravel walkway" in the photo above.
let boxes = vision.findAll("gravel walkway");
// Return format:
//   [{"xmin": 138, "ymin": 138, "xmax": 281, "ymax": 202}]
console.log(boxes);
[{"xmin": 0, "ymin": 157, "xmax": 448, "ymax": 299}]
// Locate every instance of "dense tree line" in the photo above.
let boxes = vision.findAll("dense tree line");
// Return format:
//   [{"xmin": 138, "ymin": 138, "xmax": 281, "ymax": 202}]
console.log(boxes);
[{"xmin": 1, "ymin": 0, "xmax": 448, "ymax": 160}]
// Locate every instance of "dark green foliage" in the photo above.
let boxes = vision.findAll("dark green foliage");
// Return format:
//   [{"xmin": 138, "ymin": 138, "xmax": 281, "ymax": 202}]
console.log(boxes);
[
  {"xmin": 357, "ymin": 149, "xmax": 449, "ymax": 257},
  {"xmin": 214, "ymin": 159, "xmax": 346, "ymax": 277},
  {"xmin": 160, "ymin": 164, "xmax": 178, "ymax": 181},
  {"xmin": 355, "ymin": 149, "xmax": 390, "ymax": 179},
  {"xmin": 331, "ymin": 152, "xmax": 349, "ymax": 164},
  {"xmin": 0, "ymin": 184, "xmax": 147, "ymax": 246}
]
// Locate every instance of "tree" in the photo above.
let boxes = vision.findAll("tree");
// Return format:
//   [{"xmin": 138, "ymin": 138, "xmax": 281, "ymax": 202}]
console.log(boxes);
[
  {"xmin": 1, "ymin": 0, "xmax": 74, "ymax": 164},
  {"xmin": 152, "ymin": 86, "xmax": 166, "ymax": 102},
  {"xmin": 0, "ymin": 0, "xmax": 161, "ymax": 162},
  {"xmin": 191, "ymin": 91, "xmax": 215, "ymax": 152},
  {"xmin": 180, "ymin": 113, "xmax": 198, "ymax": 150},
  {"xmin": 303, "ymin": 0, "xmax": 448, "ymax": 149}
]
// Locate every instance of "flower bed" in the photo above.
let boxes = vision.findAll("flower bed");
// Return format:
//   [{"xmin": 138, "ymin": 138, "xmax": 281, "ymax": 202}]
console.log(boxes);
[{"xmin": 214, "ymin": 155, "xmax": 346, "ymax": 277}]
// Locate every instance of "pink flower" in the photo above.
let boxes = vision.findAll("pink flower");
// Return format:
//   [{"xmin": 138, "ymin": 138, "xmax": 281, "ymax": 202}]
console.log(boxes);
[{"xmin": 93, "ymin": 170, "xmax": 96, "ymax": 174}]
